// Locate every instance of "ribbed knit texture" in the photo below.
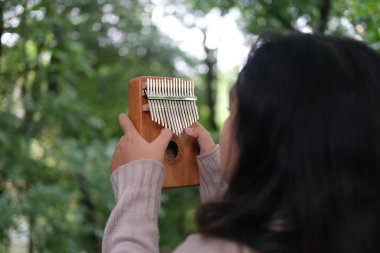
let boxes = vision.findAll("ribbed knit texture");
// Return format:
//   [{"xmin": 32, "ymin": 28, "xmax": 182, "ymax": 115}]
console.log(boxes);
[
  {"xmin": 102, "ymin": 146, "xmax": 254, "ymax": 253},
  {"xmin": 103, "ymin": 159, "xmax": 163, "ymax": 253},
  {"xmin": 197, "ymin": 145, "xmax": 228, "ymax": 203}
]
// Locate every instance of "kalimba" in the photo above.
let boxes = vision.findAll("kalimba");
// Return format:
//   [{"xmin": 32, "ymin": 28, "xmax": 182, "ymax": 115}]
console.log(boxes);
[{"xmin": 128, "ymin": 76, "xmax": 200, "ymax": 188}]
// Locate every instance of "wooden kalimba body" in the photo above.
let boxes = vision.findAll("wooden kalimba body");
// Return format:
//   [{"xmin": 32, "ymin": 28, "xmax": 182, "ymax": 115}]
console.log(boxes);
[{"xmin": 128, "ymin": 76, "xmax": 200, "ymax": 188}]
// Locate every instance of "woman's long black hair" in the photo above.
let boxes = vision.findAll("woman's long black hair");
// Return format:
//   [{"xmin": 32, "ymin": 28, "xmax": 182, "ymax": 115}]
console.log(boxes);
[{"xmin": 196, "ymin": 33, "xmax": 380, "ymax": 253}]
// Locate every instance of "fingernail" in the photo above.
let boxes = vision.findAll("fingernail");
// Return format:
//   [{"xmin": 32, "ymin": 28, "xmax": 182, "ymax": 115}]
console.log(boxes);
[
  {"xmin": 162, "ymin": 128, "xmax": 170, "ymax": 133},
  {"xmin": 185, "ymin": 128, "xmax": 192, "ymax": 134}
]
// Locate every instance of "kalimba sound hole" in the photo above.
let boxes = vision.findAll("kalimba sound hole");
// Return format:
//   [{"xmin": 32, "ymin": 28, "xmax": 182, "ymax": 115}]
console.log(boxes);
[{"xmin": 166, "ymin": 140, "xmax": 179, "ymax": 159}]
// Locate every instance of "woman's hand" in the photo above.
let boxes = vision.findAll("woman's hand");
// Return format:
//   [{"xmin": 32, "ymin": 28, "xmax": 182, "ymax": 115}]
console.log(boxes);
[
  {"xmin": 110, "ymin": 113, "xmax": 173, "ymax": 174},
  {"xmin": 185, "ymin": 122, "xmax": 216, "ymax": 155}
]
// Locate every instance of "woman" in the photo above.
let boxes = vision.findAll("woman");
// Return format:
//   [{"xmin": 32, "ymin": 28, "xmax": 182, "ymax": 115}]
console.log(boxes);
[{"xmin": 103, "ymin": 33, "xmax": 380, "ymax": 253}]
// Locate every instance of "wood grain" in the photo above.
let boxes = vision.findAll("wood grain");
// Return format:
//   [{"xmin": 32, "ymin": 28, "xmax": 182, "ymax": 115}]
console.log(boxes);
[{"xmin": 128, "ymin": 76, "xmax": 200, "ymax": 188}]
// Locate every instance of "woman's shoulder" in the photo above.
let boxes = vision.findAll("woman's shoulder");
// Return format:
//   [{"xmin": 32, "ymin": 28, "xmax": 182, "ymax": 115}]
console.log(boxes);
[{"xmin": 172, "ymin": 234, "xmax": 257, "ymax": 253}]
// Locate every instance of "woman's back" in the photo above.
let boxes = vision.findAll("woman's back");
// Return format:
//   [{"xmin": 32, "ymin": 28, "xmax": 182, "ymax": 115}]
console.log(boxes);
[
  {"xmin": 102, "ymin": 33, "xmax": 380, "ymax": 253},
  {"xmin": 197, "ymin": 34, "xmax": 380, "ymax": 253}
]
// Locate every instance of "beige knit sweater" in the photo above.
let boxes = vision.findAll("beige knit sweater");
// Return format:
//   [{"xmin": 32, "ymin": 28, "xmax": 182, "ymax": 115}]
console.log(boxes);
[{"xmin": 102, "ymin": 145, "xmax": 254, "ymax": 253}]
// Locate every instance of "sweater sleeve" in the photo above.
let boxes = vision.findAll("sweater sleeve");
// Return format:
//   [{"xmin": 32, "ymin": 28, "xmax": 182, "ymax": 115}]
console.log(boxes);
[
  {"xmin": 102, "ymin": 160, "xmax": 164, "ymax": 253},
  {"xmin": 197, "ymin": 145, "xmax": 228, "ymax": 203}
]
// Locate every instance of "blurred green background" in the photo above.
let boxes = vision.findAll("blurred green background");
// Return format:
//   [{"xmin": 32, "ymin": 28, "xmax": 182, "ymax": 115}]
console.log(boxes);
[{"xmin": 1, "ymin": 0, "xmax": 379, "ymax": 252}]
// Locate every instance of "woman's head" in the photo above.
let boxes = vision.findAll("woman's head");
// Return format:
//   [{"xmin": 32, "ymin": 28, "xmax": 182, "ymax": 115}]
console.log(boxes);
[{"xmin": 201, "ymin": 33, "xmax": 380, "ymax": 253}]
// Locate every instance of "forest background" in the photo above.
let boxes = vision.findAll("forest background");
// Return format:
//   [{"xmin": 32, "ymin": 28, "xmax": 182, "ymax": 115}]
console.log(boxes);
[{"xmin": 1, "ymin": 0, "xmax": 380, "ymax": 252}]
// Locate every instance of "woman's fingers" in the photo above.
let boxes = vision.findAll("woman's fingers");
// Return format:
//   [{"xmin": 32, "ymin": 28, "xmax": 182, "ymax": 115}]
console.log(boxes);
[
  {"xmin": 153, "ymin": 128, "xmax": 173, "ymax": 150},
  {"xmin": 119, "ymin": 114, "xmax": 137, "ymax": 134},
  {"xmin": 110, "ymin": 114, "xmax": 174, "ymax": 174},
  {"xmin": 184, "ymin": 127, "xmax": 199, "ymax": 138},
  {"xmin": 119, "ymin": 113, "xmax": 144, "ymax": 141},
  {"xmin": 185, "ymin": 122, "xmax": 216, "ymax": 155},
  {"xmin": 112, "ymin": 115, "xmax": 217, "ymax": 175},
  {"xmin": 124, "ymin": 115, "xmax": 139, "ymax": 136},
  {"xmin": 119, "ymin": 113, "xmax": 138, "ymax": 135},
  {"xmin": 118, "ymin": 113, "xmax": 129, "ymax": 134}
]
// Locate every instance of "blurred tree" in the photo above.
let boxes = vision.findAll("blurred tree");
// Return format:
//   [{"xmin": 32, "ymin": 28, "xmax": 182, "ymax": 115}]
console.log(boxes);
[
  {"xmin": 175, "ymin": 0, "xmax": 380, "ymax": 45},
  {"xmin": 201, "ymin": 28, "xmax": 218, "ymax": 131},
  {"xmin": 0, "ymin": 0, "xmax": 196, "ymax": 252},
  {"xmin": 1, "ymin": 0, "xmax": 380, "ymax": 252},
  {"xmin": 166, "ymin": 0, "xmax": 380, "ymax": 145}
]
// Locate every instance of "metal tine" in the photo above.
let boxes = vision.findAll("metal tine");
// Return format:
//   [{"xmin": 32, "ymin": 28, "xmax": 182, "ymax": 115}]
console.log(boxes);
[
  {"xmin": 191, "ymin": 80, "xmax": 198, "ymax": 122},
  {"xmin": 162, "ymin": 79, "xmax": 171, "ymax": 131},
  {"xmin": 167, "ymin": 79, "xmax": 178, "ymax": 134},
  {"xmin": 186, "ymin": 81, "xmax": 194, "ymax": 124},
  {"xmin": 147, "ymin": 78, "xmax": 198, "ymax": 130},
  {"xmin": 177, "ymin": 79, "xmax": 186, "ymax": 131},
  {"xmin": 166, "ymin": 79, "xmax": 177, "ymax": 134},
  {"xmin": 152, "ymin": 79, "xmax": 162, "ymax": 124},
  {"xmin": 187, "ymin": 80, "xmax": 195, "ymax": 126},
  {"xmin": 185, "ymin": 80, "xmax": 191, "ymax": 125},
  {"xmin": 179, "ymin": 79, "xmax": 188, "ymax": 128},
  {"xmin": 176, "ymin": 78, "xmax": 186, "ymax": 134},
  {"xmin": 173, "ymin": 79, "xmax": 184, "ymax": 135},
  {"xmin": 172, "ymin": 79, "xmax": 179, "ymax": 135},
  {"xmin": 151, "ymin": 79, "xmax": 158, "ymax": 124},
  {"xmin": 167, "ymin": 79, "xmax": 176, "ymax": 134},
  {"xmin": 183, "ymin": 79, "xmax": 191, "ymax": 128},
  {"xmin": 191, "ymin": 80, "xmax": 199, "ymax": 121},
  {"xmin": 152, "ymin": 79, "xmax": 159, "ymax": 123},
  {"xmin": 159, "ymin": 79, "xmax": 169, "ymax": 129},
  {"xmin": 163, "ymin": 79, "xmax": 172, "ymax": 131},
  {"xmin": 157, "ymin": 79, "xmax": 170, "ymax": 128},
  {"xmin": 147, "ymin": 79, "xmax": 155, "ymax": 122},
  {"xmin": 186, "ymin": 81, "xmax": 192, "ymax": 126},
  {"xmin": 155, "ymin": 79, "xmax": 164, "ymax": 127},
  {"xmin": 155, "ymin": 80, "xmax": 161, "ymax": 126},
  {"xmin": 169, "ymin": 79, "xmax": 182, "ymax": 135},
  {"xmin": 183, "ymin": 79, "xmax": 192, "ymax": 128},
  {"xmin": 164, "ymin": 79, "xmax": 172, "ymax": 132},
  {"xmin": 151, "ymin": 80, "xmax": 157, "ymax": 124},
  {"xmin": 190, "ymin": 80, "xmax": 196, "ymax": 124}
]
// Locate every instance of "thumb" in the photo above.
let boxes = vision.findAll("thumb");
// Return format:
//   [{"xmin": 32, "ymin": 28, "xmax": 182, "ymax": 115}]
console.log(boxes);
[
  {"xmin": 119, "ymin": 114, "xmax": 140, "ymax": 138},
  {"xmin": 118, "ymin": 113, "xmax": 128, "ymax": 134},
  {"xmin": 153, "ymin": 128, "xmax": 173, "ymax": 149},
  {"xmin": 185, "ymin": 124, "xmax": 208, "ymax": 143},
  {"xmin": 184, "ymin": 127, "xmax": 200, "ymax": 138},
  {"xmin": 185, "ymin": 123, "xmax": 216, "ymax": 154}
]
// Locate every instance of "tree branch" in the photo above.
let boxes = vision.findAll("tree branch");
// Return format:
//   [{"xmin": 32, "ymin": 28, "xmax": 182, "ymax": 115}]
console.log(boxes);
[
  {"xmin": 256, "ymin": 0, "xmax": 297, "ymax": 32},
  {"xmin": 316, "ymin": 0, "xmax": 331, "ymax": 33},
  {"xmin": 202, "ymin": 28, "xmax": 218, "ymax": 131}
]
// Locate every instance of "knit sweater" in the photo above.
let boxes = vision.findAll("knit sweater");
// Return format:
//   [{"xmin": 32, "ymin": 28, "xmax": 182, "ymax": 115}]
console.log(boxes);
[{"xmin": 102, "ymin": 145, "xmax": 254, "ymax": 253}]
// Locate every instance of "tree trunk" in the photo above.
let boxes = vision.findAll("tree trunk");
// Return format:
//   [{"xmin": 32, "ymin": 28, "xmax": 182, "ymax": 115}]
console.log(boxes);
[
  {"xmin": 28, "ymin": 216, "xmax": 35, "ymax": 253},
  {"xmin": 0, "ymin": 1, "xmax": 4, "ymax": 60},
  {"xmin": 316, "ymin": 0, "xmax": 331, "ymax": 33},
  {"xmin": 47, "ymin": 24, "xmax": 61, "ymax": 93},
  {"xmin": 257, "ymin": 0, "xmax": 297, "ymax": 31},
  {"xmin": 202, "ymin": 29, "xmax": 218, "ymax": 131}
]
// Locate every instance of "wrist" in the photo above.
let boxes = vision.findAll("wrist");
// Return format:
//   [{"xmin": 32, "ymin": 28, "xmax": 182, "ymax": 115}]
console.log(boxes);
[
  {"xmin": 198, "ymin": 144, "xmax": 219, "ymax": 159},
  {"xmin": 111, "ymin": 159, "xmax": 164, "ymax": 201},
  {"xmin": 200, "ymin": 143, "xmax": 217, "ymax": 155}
]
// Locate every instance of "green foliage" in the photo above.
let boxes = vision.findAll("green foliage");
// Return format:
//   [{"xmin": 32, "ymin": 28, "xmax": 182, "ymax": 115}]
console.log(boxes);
[
  {"xmin": 1, "ymin": 0, "xmax": 196, "ymax": 252},
  {"xmin": 338, "ymin": 0, "xmax": 380, "ymax": 47},
  {"xmin": 173, "ymin": 0, "xmax": 380, "ymax": 47},
  {"xmin": 159, "ymin": 187, "xmax": 200, "ymax": 251},
  {"xmin": 1, "ymin": 0, "xmax": 380, "ymax": 252}
]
